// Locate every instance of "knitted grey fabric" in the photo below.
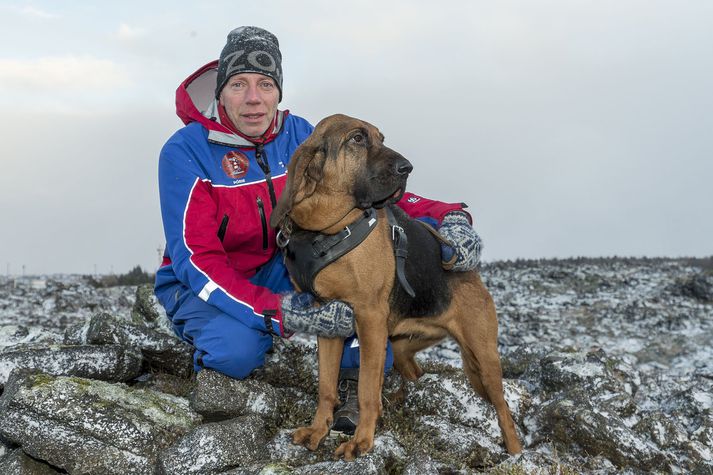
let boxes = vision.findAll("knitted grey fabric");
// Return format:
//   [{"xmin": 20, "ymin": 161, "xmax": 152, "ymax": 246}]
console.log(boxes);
[
  {"xmin": 438, "ymin": 211, "xmax": 483, "ymax": 272},
  {"xmin": 281, "ymin": 292, "xmax": 355, "ymax": 338}
]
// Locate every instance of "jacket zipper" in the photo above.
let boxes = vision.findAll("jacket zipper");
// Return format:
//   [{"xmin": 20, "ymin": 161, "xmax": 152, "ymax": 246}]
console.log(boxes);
[
  {"xmin": 256, "ymin": 196, "xmax": 268, "ymax": 250},
  {"xmin": 255, "ymin": 143, "xmax": 277, "ymax": 207},
  {"xmin": 217, "ymin": 214, "xmax": 229, "ymax": 242}
]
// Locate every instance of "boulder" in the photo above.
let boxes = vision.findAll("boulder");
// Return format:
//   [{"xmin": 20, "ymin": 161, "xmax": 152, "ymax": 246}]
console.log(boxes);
[
  {"xmin": 500, "ymin": 345, "xmax": 548, "ymax": 380},
  {"xmin": 132, "ymin": 371, "xmax": 196, "ymax": 398},
  {"xmin": 0, "ymin": 449, "xmax": 61, "ymax": 475},
  {"xmin": 539, "ymin": 349, "xmax": 639, "ymax": 418},
  {"xmin": 131, "ymin": 284, "xmax": 161, "ymax": 323},
  {"xmin": 289, "ymin": 432, "xmax": 406, "ymax": 475},
  {"xmin": 260, "ymin": 342, "xmax": 318, "ymax": 393},
  {"xmin": 62, "ymin": 320, "xmax": 90, "ymax": 346},
  {"xmin": 417, "ymin": 415, "xmax": 507, "ymax": 467},
  {"xmin": 540, "ymin": 396, "xmax": 667, "ymax": 471},
  {"xmin": 402, "ymin": 370, "xmax": 522, "ymax": 439},
  {"xmin": 0, "ymin": 343, "xmax": 142, "ymax": 387},
  {"xmin": 687, "ymin": 416, "xmax": 713, "ymax": 472},
  {"xmin": 540, "ymin": 349, "xmax": 619, "ymax": 393},
  {"xmin": 669, "ymin": 273, "xmax": 713, "ymax": 302},
  {"xmin": 221, "ymin": 464, "xmax": 292, "ymax": 475},
  {"xmin": 191, "ymin": 369, "xmax": 282, "ymax": 422},
  {"xmin": 265, "ymin": 429, "xmax": 321, "ymax": 468},
  {"xmin": 82, "ymin": 312, "xmax": 194, "ymax": 378},
  {"xmin": 0, "ymin": 437, "xmax": 11, "ymax": 459},
  {"xmin": 157, "ymin": 414, "xmax": 268, "ymax": 475},
  {"xmin": 0, "ymin": 371, "xmax": 201, "ymax": 475},
  {"xmin": 401, "ymin": 453, "xmax": 449, "ymax": 474},
  {"xmin": 634, "ymin": 411, "xmax": 689, "ymax": 450},
  {"xmin": 490, "ymin": 450, "xmax": 581, "ymax": 475}
]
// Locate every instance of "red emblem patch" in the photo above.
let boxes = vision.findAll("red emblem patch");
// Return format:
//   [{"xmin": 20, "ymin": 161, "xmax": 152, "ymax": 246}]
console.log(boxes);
[{"xmin": 222, "ymin": 151, "xmax": 249, "ymax": 179}]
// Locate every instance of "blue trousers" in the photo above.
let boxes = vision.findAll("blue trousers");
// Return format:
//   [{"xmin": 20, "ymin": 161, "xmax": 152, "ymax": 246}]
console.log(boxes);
[{"xmin": 160, "ymin": 254, "xmax": 393, "ymax": 379}]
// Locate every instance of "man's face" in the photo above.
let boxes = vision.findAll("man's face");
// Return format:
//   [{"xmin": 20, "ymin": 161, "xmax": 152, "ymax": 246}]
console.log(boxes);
[{"xmin": 219, "ymin": 73, "xmax": 279, "ymax": 138}]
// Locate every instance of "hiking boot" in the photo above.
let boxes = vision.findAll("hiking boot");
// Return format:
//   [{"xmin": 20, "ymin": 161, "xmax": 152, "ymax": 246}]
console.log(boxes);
[{"xmin": 331, "ymin": 368, "xmax": 359, "ymax": 436}]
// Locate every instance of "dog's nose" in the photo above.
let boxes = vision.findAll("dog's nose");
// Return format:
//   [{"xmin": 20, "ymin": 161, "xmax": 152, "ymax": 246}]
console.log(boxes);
[{"xmin": 395, "ymin": 157, "xmax": 413, "ymax": 176}]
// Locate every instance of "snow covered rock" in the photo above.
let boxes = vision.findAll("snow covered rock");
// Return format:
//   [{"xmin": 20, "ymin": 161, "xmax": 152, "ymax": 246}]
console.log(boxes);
[
  {"xmin": 0, "ymin": 342, "xmax": 142, "ymax": 387},
  {"xmin": 401, "ymin": 368, "xmax": 524, "ymax": 454},
  {"xmin": 0, "ymin": 371, "xmax": 201, "ymax": 475},
  {"xmin": 131, "ymin": 283, "xmax": 161, "ymax": 323},
  {"xmin": 82, "ymin": 312, "xmax": 194, "ymax": 377},
  {"xmin": 539, "ymin": 349, "xmax": 638, "ymax": 416},
  {"xmin": 686, "ymin": 416, "xmax": 713, "ymax": 472},
  {"xmin": 669, "ymin": 273, "xmax": 713, "ymax": 302},
  {"xmin": 489, "ymin": 451, "xmax": 580, "ymax": 474},
  {"xmin": 0, "ymin": 449, "xmax": 61, "ymax": 475},
  {"xmin": 633, "ymin": 411, "xmax": 690, "ymax": 450},
  {"xmin": 401, "ymin": 453, "xmax": 450, "ymax": 474},
  {"xmin": 540, "ymin": 396, "xmax": 667, "ymax": 471},
  {"xmin": 157, "ymin": 414, "xmax": 268, "ymax": 475},
  {"xmin": 191, "ymin": 368, "xmax": 283, "ymax": 422},
  {"xmin": 1, "ymin": 258, "xmax": 711, "ymax": 473},
  {"xmin": 287, "ymin": 432, "xmax": 406, "ymax": 475},
  {"xmin": 417, "ymin": 415, "xmax": 507, "ymax": 466}
]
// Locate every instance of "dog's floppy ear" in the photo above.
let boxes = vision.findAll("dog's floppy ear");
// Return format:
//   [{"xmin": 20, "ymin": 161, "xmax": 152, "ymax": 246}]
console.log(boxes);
[
  {"xmin": 269, "ymin": 134, "xmax": 327, "ymax": 229},
  {"xmin": 270, "ymin": 176, "xmax": 293, "ymax": 229}
]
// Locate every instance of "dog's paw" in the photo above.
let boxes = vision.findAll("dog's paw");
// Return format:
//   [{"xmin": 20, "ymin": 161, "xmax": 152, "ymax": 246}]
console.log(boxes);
[
  {"xmin": 292, "ymin": 425, "xmax": 328, "ymax": 451},
  {"xmin": 334, "ymin": 435, "xmax": 374, "ymax": 461}
]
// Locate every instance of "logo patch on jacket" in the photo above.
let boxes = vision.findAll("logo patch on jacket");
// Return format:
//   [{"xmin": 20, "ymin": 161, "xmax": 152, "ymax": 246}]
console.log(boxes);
[{"xmin": 222, "ymin": 151, "xmax": 249, "ymax": 179}]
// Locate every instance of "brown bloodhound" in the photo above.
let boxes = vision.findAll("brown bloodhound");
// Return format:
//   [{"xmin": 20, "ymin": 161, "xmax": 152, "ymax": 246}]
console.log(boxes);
[{"xmin": 270, "ymin": 114, "xmax": 522, "ymax": 460}]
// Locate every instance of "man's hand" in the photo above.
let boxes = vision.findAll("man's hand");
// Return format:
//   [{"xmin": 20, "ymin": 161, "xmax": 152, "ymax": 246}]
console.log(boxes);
[
  {"xmin": 438, "ymin": 211, "xmax": 483, "ymax": 272},
  {"xmin": 281, "ymin": 292, "xmax": 355, "ymax": 338}
]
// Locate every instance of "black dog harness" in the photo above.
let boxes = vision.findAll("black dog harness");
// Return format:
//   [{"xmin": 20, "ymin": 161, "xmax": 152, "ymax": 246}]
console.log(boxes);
[{"xmin": 277, "ymin": 207, "xmax": 415, "ymax": 299}]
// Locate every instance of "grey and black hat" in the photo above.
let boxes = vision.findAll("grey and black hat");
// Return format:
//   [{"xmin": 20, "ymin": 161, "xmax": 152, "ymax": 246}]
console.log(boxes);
[{"xmin": 215, "ymin": 26, "xmax": 283, "ymax": 101}]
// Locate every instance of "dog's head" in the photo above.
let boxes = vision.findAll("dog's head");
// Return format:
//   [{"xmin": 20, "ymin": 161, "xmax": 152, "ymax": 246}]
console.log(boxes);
[{"xmin": 270, "ymin": 113, "xmax": 412, "ymax": 231}]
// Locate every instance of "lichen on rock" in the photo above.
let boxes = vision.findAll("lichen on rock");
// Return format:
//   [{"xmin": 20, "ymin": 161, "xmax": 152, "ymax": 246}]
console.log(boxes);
[{"xmin": 0, "ymin": 371, "xmax": 201, "ymax": 475}]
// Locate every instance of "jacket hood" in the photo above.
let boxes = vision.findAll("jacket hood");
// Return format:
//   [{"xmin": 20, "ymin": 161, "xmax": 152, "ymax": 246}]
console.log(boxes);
[{"xmin": 175, "ymin": 60, "xmax": 286, "ymax": 147}]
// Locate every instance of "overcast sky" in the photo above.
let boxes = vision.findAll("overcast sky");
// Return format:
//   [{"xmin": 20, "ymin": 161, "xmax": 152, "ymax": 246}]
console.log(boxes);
[{"xmin": 1, "ymin": 0, "xmax": 711, "ymax": 275}]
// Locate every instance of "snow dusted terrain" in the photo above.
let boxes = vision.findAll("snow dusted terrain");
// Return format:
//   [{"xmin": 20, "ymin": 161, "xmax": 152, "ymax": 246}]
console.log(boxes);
[{"xmin": 0, "ymin": 257, "xmax": 711, "ymax": 473}]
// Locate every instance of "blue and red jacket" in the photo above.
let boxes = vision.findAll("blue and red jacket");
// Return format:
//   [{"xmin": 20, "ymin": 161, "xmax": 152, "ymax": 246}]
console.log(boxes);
[{"xmin": 155, "ymin": 61, "xmax": 469, "ymax": 337}]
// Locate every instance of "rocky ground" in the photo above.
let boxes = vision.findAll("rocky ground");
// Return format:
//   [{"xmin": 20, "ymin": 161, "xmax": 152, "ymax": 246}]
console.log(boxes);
[{"xmin": 0, "ymin": 257, "xmax": 711, "ymax": 474}]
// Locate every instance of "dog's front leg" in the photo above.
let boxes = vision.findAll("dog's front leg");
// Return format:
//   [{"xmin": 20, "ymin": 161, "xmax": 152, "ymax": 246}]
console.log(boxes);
[
  {"xmin": 335, "ymin": 313, "xmax": 388, "ymax": 461},
  {"xmin": 293, "ymin": 336, "xmax": 344, "ymax": 451}
]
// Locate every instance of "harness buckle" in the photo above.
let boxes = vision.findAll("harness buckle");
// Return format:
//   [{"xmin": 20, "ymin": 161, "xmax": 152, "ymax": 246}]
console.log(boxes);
[
  {"xmin": 391, "ymin": 225, "xmax": 404, "ymax": 241},
  {"xmin": 276, "ymin": 229, "xmax": 290, "ymax": 249},
  {"xmin": 343, "ymin": 226, "xmax": 352, "ymax": 240}
]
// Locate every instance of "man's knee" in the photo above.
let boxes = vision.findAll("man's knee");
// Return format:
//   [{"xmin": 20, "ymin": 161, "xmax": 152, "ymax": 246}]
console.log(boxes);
[
  {"xmin": 194, "ymin": 345, "xmax": 265, "ymax": 379},
  {"xmin": 192, "ymin": 315, "xmax": 273, "ymax": 380}
]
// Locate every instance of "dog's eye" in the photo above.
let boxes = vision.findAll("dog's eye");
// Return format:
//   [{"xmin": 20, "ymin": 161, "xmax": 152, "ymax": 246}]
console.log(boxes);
[{"xmin": 350, "ymin": 133, "xmax": 365, "ymax": 145}]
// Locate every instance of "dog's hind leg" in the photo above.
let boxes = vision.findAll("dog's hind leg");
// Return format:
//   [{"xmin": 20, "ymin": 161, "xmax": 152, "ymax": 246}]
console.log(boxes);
[
  {"xmin": 448, "ymin": 287, "xmax": 523, "ymax": 454},
  {"xmin": 387, "ymin": 333, "xmax": 446, "ymax": 406},
  {"xmin": 392, "ymin": 334, "xmax": 446, "ymax": 381},
  {"xmin": 293, "ymin": 336, "xmax": 344, "ymax": 451}
]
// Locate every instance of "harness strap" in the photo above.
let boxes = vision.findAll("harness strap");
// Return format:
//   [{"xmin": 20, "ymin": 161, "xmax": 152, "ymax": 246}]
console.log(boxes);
[
  {"xmin": 282, "ymin": 208, "xmax": 378, "ymax": 296},
  {"xmin": 281, "ymin": 206, "xmax": 416, "ymax": 299},
  {"xmin": 385, "ymin": 207, "xmax": 416, "ymax": 298},
  {"xmin": 414, "ymin": 220, "xmax": 458, "ymax": 270}
]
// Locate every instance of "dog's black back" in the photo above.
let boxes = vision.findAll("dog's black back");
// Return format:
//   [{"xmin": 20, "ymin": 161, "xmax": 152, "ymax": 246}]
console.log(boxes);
[{"xmin": 388, "ymin": 205, "xmax": 452, "ymax": 318}]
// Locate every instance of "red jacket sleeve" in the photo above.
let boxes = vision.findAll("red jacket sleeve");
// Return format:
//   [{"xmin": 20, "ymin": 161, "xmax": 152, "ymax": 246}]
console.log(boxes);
[{"xmin": 395, "ymin": 192, "xmax": 472, "ymax": 225}]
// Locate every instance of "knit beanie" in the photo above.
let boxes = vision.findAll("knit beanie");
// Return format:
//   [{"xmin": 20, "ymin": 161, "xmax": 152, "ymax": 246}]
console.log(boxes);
[{"xmin": 215, "ymin": 26, "xmax": 283, "ymax": 101}]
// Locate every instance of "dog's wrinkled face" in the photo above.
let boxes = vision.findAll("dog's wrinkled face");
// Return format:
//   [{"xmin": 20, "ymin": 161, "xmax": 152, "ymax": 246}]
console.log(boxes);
[{"xmin": 271, "ymin": 114, "xmax": 412, "ymax": 230}]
